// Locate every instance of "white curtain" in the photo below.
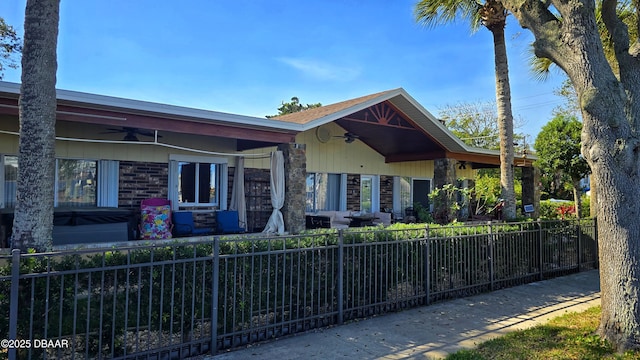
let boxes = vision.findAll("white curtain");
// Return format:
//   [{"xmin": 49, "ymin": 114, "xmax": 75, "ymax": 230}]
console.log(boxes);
[
  {"xmin": 229, "ymin": 157, "xmax": 247, "ymax": 229},
  {"xmin": 263, "ymin": 151, "xmax": 285, "ymax": 234},
  {"xmin": 97, "ymin": 160, "xmax": 119, "ymax": 207}
]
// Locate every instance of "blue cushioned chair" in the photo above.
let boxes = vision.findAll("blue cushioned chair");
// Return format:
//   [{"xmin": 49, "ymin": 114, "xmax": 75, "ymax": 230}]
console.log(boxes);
[
  {"xmin": 173, "ymin": 211, "xmax": 213, "ymax": 237},
  {"xmin": 215, "ymin": 210, "xmax": 245, "ymax": 234}
]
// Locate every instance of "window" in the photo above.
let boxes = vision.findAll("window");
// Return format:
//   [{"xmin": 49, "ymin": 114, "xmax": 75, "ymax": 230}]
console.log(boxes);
[
  {"xmin": 169, "ymin": 155, "xmax": 227, "ymax": 209},
  {"xmin": 178, "ymin": 162, "xmax": 217, "ymax": 205},
  {"xmin": 306, "ymin": 173, "xmax": 341, "ymax": 212},
  {"xmin": 2, "ymin": 156, "xmax": 17, "ymax": 208},
  {"xmin": 2, "ymin": 156, "xmax": 103, "ymax": 208},
  {"xmin": 360, "ymin": 175, "xmax": 373, "ymax": 213},
  {"xmin": 56, "ymin": 159, "xmax": 97, "ymax": 207},
  {"xmin": 399, "ymin": 177, "xmax": 412, "ymax": 212}
]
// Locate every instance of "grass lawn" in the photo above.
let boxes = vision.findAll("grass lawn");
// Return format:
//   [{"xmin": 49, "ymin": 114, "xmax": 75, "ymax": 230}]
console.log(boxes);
[{"xmin": 447, "ymin": 306, "xmax": 640, "ymax": 360}]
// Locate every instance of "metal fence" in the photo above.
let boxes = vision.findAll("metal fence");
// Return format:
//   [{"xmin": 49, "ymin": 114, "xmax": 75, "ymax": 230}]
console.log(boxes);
[{"xmin": 0, "ymin": 219, "xmax": 598, "ymax": 359}]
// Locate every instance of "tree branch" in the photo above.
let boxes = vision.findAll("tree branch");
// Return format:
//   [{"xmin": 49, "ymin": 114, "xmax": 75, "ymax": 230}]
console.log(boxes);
[{"xmin": 502, "ymin": 0, "xmax": 565, "ymax": 65}]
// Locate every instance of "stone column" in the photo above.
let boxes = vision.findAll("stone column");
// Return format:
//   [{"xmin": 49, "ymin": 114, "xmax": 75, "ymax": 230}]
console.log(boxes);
[
  {"xmin": 433, "ymin": 158, "xmax": 457, "ymax": 223},
  {"xmin": 277, "ymin": 143, "xmax": 306, "ymax": 234},
  {"xmin": 521, "ymin": 166, "xmax": 540, "ymax": 218}
]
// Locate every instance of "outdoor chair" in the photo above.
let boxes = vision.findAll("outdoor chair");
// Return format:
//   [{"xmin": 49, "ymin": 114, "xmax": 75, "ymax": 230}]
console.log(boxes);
[
  {"xmin": 139, "ymin": 198, "xmax": 173, "ymax": 240},
  {"xmin": 215, "ymin": 210, "xmax": 245, "ymax": 234},
  {"xmin": 173, "ymin": 211, "xmax": 213, "ymax": 237}
]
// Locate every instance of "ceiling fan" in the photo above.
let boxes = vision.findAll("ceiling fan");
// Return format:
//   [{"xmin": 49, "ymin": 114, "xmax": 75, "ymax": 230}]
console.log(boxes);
[
  {"xmin": 101, "ymin": 127, "xmax": 160, "ymax": 141},
  {"xmin": 334, "ymin": 132, "xmax": 360, "ymax": 144}
]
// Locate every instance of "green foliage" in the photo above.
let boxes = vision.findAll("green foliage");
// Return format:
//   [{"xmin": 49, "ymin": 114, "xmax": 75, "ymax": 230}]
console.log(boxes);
[
  {"xmin": 0, "ymin": 17, "xmax": 21, "ymax": 79},
  {"xmin": 429, "ymin": 183, "xmax": 471, "ymax": 224},
  {"xmin": 534, "ymin": 111, "xmax": 590, "ymax": 202},
  {"xmin": 266, "ymin": 96, "xmax": 321, "ymax": 118},
  {"xmin": 539, "ymin": 199, "xmax": 590, "ymax": 220},
  {"xmin": 413, "ymin": 201, "xmax": 434, "ymax": 223},
  {"xmin": 472, "ymin": 173, "xmax": 501, "ymax": 215}
]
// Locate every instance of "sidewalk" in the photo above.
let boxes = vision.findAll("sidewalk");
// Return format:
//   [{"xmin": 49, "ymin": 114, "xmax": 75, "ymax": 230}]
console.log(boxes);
[{"xmin": 208, "ymin": 270, "xmax": 600, "ymax": 359}]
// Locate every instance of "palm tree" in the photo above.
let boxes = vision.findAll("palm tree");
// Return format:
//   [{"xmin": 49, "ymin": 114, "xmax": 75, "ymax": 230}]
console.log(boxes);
[
  {"xmin": 11, "ymin": 0, "xmax": 60, "ymax": 251},
  {"xmin": 415, "ymin": 0, "xmax": 516, "ymax": 220}
]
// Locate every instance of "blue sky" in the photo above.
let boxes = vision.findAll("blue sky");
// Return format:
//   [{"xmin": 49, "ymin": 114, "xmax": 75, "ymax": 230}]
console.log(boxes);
[{"xmin": 1, "ymin": 0, "xmax": 567, "ymax": 141}]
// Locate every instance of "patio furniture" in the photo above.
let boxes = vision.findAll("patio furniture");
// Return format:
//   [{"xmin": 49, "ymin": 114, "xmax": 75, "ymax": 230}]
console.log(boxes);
[
  {"xmin": 346, "ymin": 214, "xmax": 378, "ymax": 227},
  {"xmin": 173, "ymin": 211, "xmax": 214, "ymax": 237},
  {"xmin": 215, "ymin": 210, "xmax": 246, "ymax": 234},
  {"xmin": 305, "ymin": 214, "xmax": 331, "ymax": 229},
  {"xmin": 139, "ymin": 198, "xmax": 173, "ymax": 240},
  {"xmin": 404, "ymin": 207, "xmax": 417, "ymax": 223},
  {"xmin": 372, "ymin": 212, "xmax": 392, "ymax": 227}
]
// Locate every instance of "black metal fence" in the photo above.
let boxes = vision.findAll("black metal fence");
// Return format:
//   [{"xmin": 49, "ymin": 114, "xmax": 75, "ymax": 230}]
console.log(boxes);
[{"xmin": 0, "ymin": 219, "xmax": 598, "ymax": 359}]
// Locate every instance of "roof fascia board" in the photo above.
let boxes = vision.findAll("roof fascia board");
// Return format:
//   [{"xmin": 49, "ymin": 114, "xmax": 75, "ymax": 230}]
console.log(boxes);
[
  {"xmin": 0, "ymin": 81, "xmax": 304, "ymax": 132},
  {"xmin": 391, "ymin": 88, "xmax": 473, "ymax": 152}
]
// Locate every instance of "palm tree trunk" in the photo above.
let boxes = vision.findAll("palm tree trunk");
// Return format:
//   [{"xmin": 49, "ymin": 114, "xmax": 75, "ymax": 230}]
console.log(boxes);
[
  {"xmin": 490, "ymin": 25, "xmax": 516, "ymax": 220},
  {"xmin": 11, "ymin": 0, "xmax": 60, "ymax": 251}
]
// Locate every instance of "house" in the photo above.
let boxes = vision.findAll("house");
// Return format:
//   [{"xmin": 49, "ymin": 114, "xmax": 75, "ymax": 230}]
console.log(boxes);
[{"xmin": 0, "ymin": 82, "xmax": 538, "ymax": 245}]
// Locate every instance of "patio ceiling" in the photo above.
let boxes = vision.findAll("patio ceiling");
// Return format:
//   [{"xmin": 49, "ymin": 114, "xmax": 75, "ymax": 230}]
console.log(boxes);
[{"xmin": 0, "ymin": 82, "xmax": 297, "ymax": 151}]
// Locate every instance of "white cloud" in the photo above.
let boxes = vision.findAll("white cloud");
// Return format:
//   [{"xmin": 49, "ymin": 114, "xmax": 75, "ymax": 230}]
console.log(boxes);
[{"xmin": 277, "ymin": 57, "xmax": 361, "ymax": 81}]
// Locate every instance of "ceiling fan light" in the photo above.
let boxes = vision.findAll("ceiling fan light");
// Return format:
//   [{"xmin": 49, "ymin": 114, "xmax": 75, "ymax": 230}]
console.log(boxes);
[{"xmin": 123, "ymin": 133, "xmax": 139, "ymax": 141}]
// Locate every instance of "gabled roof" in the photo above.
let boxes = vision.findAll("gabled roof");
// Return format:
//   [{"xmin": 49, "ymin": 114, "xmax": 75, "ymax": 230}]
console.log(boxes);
[{"xmin": 271, "ymin": 87, "xmax": 522, "ymax": 165}]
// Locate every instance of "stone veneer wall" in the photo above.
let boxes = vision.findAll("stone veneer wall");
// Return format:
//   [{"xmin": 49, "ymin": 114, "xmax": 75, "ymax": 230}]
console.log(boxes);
[
  {"xmin": 380, "ymin": 175, "xmax": 393, "ymax": 212},
  {"xmin": 346, "ymin": 174, "xmax": 360, "ymax": 211},
  {"xmin": 278, "ymin": 143, "xmax": 306, "ymax": 234},
  {"xmin": 521, "ymin": 166, "xmax": 540, "ymax": 218},
  {"xmin": 118, "ymin": 161, "xmax": 169, "ymax": 209},
  {"xmin": 433, "ymin": 158, "xmax": 457, "ymax": 223}
]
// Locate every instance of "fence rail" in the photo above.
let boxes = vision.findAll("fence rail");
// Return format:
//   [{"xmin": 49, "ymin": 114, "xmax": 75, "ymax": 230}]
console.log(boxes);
[{"xmin": 0, "ymin": 219, "xmax": 598, "ymax": 359}]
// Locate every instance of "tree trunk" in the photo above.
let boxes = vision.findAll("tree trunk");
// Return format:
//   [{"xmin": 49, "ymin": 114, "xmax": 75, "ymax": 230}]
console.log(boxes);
[
  {"xmin": 572, "ymin": 179, "xmax": 581, "ymax": 219},
  {"xmin": 589, "ymin": 175, "xmax": 597, "ymax": 218},
  {"xmin": 490, "ymin": 25, "xmax": 516, "ymax": 220},
  {"xmin": 11, "ymin": 0, "xmax": 60, "ymax": 252},
  {"xmin": 501, "ymin": 0, "xmax": 640, "ymax": 351}
]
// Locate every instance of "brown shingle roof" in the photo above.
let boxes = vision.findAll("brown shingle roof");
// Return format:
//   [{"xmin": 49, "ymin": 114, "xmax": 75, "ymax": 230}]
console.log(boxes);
[{"xmin": 270, "ymin": 89, "xmax": 398, "ymax": 124}]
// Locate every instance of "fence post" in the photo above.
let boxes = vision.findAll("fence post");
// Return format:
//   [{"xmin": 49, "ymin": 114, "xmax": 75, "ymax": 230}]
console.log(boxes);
[
  {"xmin": 337, "ymin": 230, "xmax": 344, "ymax": 325},
  {"xmin": 424, "ymin": 225, "xmax": 431, "ymax": 306},
  {"xmin": 8, "ymin": 249, "xmax": 20, "ymax": 360},
  {"xmin": 538, "ymin": 219, "xmax": 544, "ymax": 281},
  {"xmin": 488, "ymin": 221, "xmax": 494, "ymax": 291},
  {"xmin": 210, "ymin": 237, "xmax": 220, "ymax": 356},
  {"xmin": 577, "ymin": 220, "xmax": 582, "ymax": 271}
]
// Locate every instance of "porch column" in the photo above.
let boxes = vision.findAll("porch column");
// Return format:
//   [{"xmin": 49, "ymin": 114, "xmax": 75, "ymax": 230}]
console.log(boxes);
[
  {"xmin": 521, "ymin": 166, "xmax": 540, "ymax": 218},
  {"xmin": 277, "ymin": 143, "xmax": 306, "ymax": 234},
  {"xmin": 433, "ymin": 158, "xmax": 457, "ymax": 223}
]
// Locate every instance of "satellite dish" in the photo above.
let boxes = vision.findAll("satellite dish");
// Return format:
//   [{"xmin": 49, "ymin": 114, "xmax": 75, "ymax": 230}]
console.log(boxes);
[{"xmin": 316, "ymin": 127, "xmax": 331, "ymax": 143}]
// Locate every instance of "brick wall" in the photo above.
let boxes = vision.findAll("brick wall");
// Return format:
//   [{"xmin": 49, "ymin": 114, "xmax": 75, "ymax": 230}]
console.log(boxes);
[
  {"xmin": 118, "ymin": 161, "xmax": 169, "ymax": 209},
  {"xmin": 346, "ymin": 174, "xmax": 360, "ymax": 211},
  {"xmin": 380, "ymin": 175, "xmax": 393, "ymax": 212}
]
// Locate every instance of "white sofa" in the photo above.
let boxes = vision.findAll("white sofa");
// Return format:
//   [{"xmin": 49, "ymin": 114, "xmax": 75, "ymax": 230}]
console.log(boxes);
[{"xmin": 315, "ymin": 210, "xmax": 352, "ymax": 229}]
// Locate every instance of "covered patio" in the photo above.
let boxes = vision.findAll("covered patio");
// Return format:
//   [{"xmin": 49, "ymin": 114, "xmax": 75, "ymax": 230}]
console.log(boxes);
[{"xmin": 0, "ymin": 82, "xmax": 538, "ymax": 247}]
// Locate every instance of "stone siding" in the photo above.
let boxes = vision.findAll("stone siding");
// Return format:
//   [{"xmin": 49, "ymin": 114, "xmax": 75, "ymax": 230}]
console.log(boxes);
[{"xmin": 278, "ymin": 143, "xmax": 307, "ymax": 234}]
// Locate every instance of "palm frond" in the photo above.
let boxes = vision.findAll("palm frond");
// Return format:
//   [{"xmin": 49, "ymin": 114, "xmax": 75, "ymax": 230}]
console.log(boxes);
[{"xmin": 414, "ymin": 0, "xmax": 483, "ymax": 32}]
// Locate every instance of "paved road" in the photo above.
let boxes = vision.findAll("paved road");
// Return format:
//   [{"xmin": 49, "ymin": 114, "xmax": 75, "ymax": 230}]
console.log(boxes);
[{"xmin": 201, "ymin": 270, "xmax": 600, "ymax": 359}]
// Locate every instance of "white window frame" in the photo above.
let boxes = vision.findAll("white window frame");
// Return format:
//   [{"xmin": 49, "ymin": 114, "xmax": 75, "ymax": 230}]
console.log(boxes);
[
  {"xmin": 360, "ymin": 174, "xmax": 380, "ymax": 214},
  {"xmin": 169, "ymin": 154, "xmax": 228, "ymax": 210},
  {"xmin": 306, "ymin": 172, "xmax": 345, "ymax": 212},
  {"xmin": 1, "ymin": 155, "xmax": 119, "ymax": 208}
]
